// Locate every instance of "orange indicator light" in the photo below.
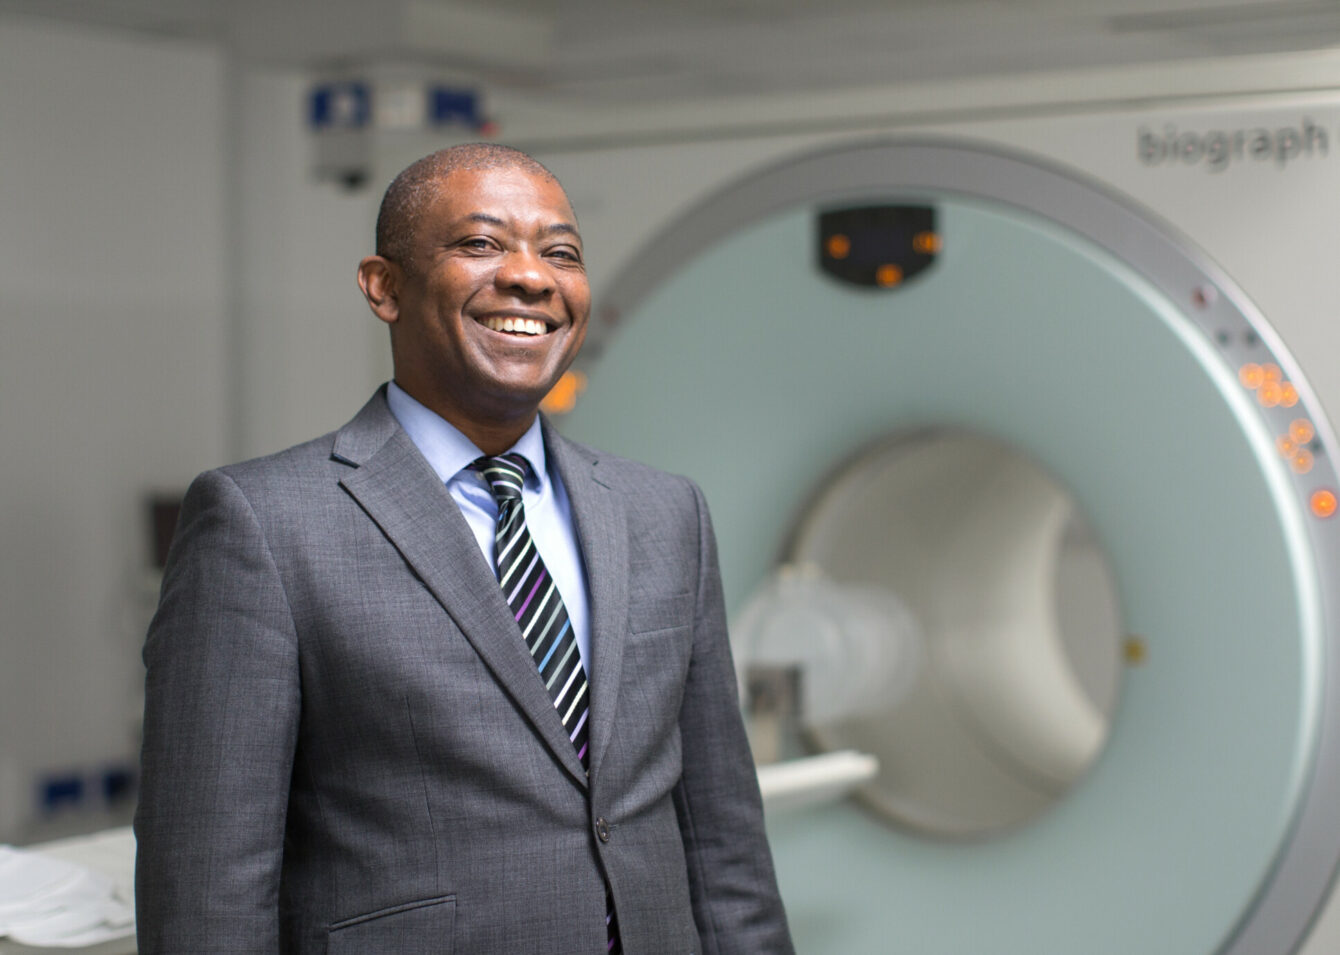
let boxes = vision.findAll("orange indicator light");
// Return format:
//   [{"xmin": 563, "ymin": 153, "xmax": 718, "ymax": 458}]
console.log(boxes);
[
  {"xmin": 826, "ymin": 234, "xmax": 852, "ymax": 259},
  {"xmin": 1312, "ymin": 489, "xmax": 1338, "ymax": 519},
  {"xmin": 1278, "ymin": 436, "xmax": 1297, "ymax": 457},
  {"xmin": 1262, "ymin": 363, "xmax": 1283, "ymax": 383},
  {"xmin": 912, "ymin": 231, "xmax": 943, "ymax": 254},
  {"xmin": 876, "ymin": 264, "xmax": 904, "ymax": 287},
  {"xmin": 1258, "ymin": 381, "xmax": 1282, "ymax": 408},
  {"xmin": 1290, "ymin": 419, "xmax": 1315, "ymax": 444},
  {"xmin": 1293, "ymin": 449, "xmax": 1315, "ymax": 474},
  {"xmin": 1239, "ymin": 363, "xmax": 1264, "ymax": 390},
  {"xmin": 1279, "ymin": 382, "xmax": 1299, "ymax": 408},
  {"xmin": 540, "ymin": 369, "xmax": 587, "ymax": 415}
]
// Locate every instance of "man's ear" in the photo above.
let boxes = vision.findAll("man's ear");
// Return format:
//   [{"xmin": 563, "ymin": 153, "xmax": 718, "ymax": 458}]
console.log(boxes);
[{"xmin": 357, "ymin": 256, "xmax": 401, "ymax": 325}]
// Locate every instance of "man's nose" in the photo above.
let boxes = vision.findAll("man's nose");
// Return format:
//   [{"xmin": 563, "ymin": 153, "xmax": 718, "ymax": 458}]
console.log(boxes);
[{"xmin": 495, "ymin": 248, "xmax": 552, "ymax": 296}]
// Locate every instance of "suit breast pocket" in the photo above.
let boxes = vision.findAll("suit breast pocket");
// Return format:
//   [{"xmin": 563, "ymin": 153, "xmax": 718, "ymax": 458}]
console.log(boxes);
[
  {"xmin": 326, "ymin": 894, "xmax": 455, "ymax": 954},
  {"xmin": 625, "ymin": 592, "xmax": 696, "ymax": 704}
]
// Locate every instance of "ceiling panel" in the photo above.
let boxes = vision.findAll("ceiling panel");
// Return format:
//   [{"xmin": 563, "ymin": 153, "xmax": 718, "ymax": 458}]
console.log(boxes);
[{"xmin": 1, "ymin": 0, "xmax": 1337, "ymax": 102}]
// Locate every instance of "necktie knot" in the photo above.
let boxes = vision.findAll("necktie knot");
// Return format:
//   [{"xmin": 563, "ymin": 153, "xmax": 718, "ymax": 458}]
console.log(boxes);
[{"xmin": 473, "ymin": 453, "xmax": 527, "ymax": 505}]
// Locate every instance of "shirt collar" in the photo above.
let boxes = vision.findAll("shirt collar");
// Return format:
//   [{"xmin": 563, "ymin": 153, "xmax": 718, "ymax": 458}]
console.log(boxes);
[{"xmin": 386, "ymin": 380, "xmax": 547, "ymax": 487}]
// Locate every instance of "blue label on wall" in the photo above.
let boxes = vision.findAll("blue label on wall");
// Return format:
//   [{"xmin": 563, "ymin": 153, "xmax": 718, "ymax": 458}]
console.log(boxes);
[
  {"xmin": 309, "ymin": 82, "xmax": 372, "ymax": 130},
  {"xmin": 430, "ymin": 87, "xmax": 485, "ymax": 129}
]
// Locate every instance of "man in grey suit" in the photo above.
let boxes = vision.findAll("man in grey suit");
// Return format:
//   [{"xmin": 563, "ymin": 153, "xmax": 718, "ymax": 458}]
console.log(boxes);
[{"xmin": 134, "ymin": 143, "xmax": 793, "ymax": 953}]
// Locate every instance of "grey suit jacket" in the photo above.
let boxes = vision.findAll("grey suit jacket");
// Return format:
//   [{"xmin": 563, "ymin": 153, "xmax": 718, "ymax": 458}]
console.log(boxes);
[{"xmin": 134, "ymin": 389, "xmax": 792, "ymax": 954}]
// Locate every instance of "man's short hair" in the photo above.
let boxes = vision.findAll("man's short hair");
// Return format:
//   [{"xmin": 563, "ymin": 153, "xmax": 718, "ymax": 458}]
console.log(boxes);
[{"xmin": 375, "ymin": 143, "xmax": 560, "ymax": 271}]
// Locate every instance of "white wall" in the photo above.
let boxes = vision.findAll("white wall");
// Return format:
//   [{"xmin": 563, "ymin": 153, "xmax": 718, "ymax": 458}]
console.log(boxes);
[
  {"xmin": 0, "ymin": 16, "xmax": 228, "ymax": 838},
  {"xmin": 234, "ymin": 68, "xmax": 387, "ymax": 461},
  {"xmin": 0, "ymin": 17, "xmax": 399, "ymax": 840},
  {"xmin": 0, "ymin": 13, "xmax": 406, "ymax": 841}
]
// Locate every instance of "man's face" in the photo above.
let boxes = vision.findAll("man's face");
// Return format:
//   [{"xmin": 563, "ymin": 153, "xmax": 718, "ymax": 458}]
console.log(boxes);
[{"xmin": 386, "ymin": 165, "xmax": 590, "ymax": 429}]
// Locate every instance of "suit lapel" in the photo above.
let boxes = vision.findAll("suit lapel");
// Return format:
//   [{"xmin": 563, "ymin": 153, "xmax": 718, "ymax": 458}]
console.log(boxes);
[
  {"xmin": 334, "ymin": 393, "xmax": 588, "ymax": 786},
  {"xmin": 545, "ymin": 420, "xmax": 628, "ymax": 780}
]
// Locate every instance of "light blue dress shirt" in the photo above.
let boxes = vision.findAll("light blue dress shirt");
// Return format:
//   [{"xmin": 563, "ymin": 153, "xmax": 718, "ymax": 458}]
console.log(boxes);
[{"xmin": 386, "ymin": 381, "xmax": 592, "ymax": 670}]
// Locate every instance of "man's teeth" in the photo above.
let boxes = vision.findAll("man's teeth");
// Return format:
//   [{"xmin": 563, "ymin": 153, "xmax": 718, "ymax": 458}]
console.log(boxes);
[{"xmin": 481, "ymin": 316, "xmax": 547, "ymax": 336}]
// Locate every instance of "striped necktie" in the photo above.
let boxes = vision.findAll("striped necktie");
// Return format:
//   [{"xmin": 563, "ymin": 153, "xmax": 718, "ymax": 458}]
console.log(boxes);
[{"xmin": 472, "ymin": 453, "xmax": 621, "ymax": 953}]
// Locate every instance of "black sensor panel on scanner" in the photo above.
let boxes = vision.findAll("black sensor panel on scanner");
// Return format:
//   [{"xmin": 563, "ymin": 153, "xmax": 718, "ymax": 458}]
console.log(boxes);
[{"xmin": 817, "ymin": 205, "xmax": 939, "ymax": 289}]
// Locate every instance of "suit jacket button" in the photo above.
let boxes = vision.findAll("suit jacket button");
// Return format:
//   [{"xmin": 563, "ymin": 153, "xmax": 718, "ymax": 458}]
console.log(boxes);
[{"xmin": 596, "ymin": 817, "xmax": 611, "ymax": 842}]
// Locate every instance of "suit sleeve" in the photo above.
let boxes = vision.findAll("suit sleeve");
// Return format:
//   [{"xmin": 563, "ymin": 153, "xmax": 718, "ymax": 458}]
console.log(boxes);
[
  {"xmin": 672, "ymin": 479, "xmax": 795, "ymax": 954},
  {"xmin": 134, "ymin": 469, "xmax": 300, "ymax": 953}
]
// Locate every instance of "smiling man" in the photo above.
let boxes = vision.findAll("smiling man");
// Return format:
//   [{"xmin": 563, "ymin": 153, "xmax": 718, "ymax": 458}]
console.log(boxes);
[{"xmin": 134, "ymin": 144, "xmax": 793, "ymax": 954}]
